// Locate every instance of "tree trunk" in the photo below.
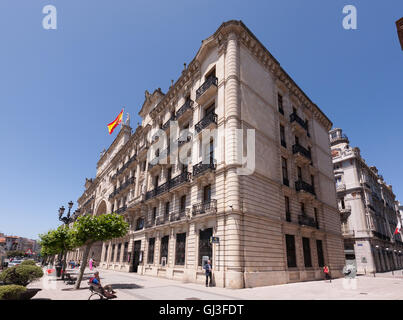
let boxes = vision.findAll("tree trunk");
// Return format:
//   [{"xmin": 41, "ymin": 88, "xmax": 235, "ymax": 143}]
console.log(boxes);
[
  {"xmin": 74, "ymin": 243, "xmax": 92, "ymax": 289},
  {"xmin": 61, "ymin": 251, "xmax": 68, "ymax": 280}
]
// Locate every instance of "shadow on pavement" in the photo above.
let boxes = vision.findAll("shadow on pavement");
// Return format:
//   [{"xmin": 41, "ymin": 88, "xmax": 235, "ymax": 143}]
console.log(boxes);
[
  {"xmin": 61, "ymin": 286, "xmax": 90, "ymax": 291},
  {"xmin": 110, "ymin": 283, "xmax": 143, "ymax": 290}
]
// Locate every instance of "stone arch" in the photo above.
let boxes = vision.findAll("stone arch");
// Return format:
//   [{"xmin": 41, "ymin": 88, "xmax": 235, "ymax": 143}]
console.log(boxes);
[{"xmin": 94, "ymin": 199, "xmax": 108, "ymax": 216}]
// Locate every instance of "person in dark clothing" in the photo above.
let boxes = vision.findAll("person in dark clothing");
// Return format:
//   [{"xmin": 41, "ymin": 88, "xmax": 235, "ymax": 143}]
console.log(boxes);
[
  {"xmin": 203, "ymin": 260, "xmax": 212, "ymax": 287},
  {"xmin": 323, "ymin": 265, "xmax": 331, "ymax": 282}
]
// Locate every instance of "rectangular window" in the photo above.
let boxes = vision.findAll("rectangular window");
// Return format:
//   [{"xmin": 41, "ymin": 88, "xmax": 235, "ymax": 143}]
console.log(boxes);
[
  {"xmin": 316, "ymin": 240, "xmax": 325, "ymax": 267},
  {"xmin": 278, "ymin": 93, "xmax": 284, "ymax": 114},
  {"xmin": 147, "ymin": 238, "xmax": 155, "ymax": 264},
  {"xmin": 285, "ymin": 234, "xmax": 297, "ymax": 268},
  {"xmin": 301, "ymin": 202, "xmax": 305, "ymax": 215},
  {"xmin": 104, "ymin": 245, "xmax": 109, "ymax": 262},
  {"xmin": 165, "ymin": 202, "xmax": 170, "ymax": 218},
  {"xmin": 314, "ymin": 208, "xmax": 319, "ymax": 229},
  {"xmin": 285, "ymin": 196, "xmax": 291, "ymax": 222},
  {"xmin": 116, "ymin": 243, "xmax": 121, "ymax": 262},
  {"xmin": 280, "ymin": 125, "xmax": 286, "ymax": 148},
  {"xmin": 282, "ymin": 157, "xmax": 289, "ymax": 186},
  {"xmin": 302, "ymin": 237, "xmax": 312, "ymax": 267},
  {"xmin": 311, "ymin": 175, "xmax": 315, "ymax": 191},
  {"xmin": 180, "ymin": 195, "xmax": 186, "ymax": 212},
  {"xmin": 297, "ymin": 166, "xmax": 302, "ymax": 181},
  {"xmin": 203, "ymin": 185, "xmax": 211, "ymax": 203},
  {"xmin": 123, "ymin": 242, "xmax": 128, "ymax": 263},
  {"xmin": 152, "ymin": 207, "xmax": 157, "ymax": 221},
  {"xmin": 160, "ymin": 236, "xmax": 169, "ymax": 265},
  {"xmin": 175, "ymin": 233, "xmax": 186, "ymax": 265},
  {"xmin": 111, "ymin": 244, "xmax": 115, "ymax": 263},
  {"xmin": 198, "ymin": 228, "xmax": 213, "ymax": 266},
  {"xmin": 205, "ymin": 103, "xmax": 215, "ymax": 116}
]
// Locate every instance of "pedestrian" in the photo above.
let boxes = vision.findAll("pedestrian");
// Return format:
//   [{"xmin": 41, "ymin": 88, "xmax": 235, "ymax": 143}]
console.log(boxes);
[
  {"xmin": 203, "ymin": 259, "xmax": 213, "ymax": 287},
  {"xmin": 89, "ymin": 257, "xmax": 93, "ymax": 271},
  {"xmin": 323, "ymin": 265, "xmax": 331, "ymax": 282}
]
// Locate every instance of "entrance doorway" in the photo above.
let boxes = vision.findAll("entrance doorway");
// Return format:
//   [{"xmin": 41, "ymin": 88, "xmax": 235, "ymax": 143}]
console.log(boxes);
[{"xmin": 132, "ymin": 240, "xmax": 142, "ymax": 273}]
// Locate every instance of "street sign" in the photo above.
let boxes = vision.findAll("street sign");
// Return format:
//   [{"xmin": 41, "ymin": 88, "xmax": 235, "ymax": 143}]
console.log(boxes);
[
  {"xmin": 210, "ymin": 237, "xmax": 219, "ymax": 244},
  {"xmin": 25, "ymin": 249, "xmax": 32, "ymax": 255}
]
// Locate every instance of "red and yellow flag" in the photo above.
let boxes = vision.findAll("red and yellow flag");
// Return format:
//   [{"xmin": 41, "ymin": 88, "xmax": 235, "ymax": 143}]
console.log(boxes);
[{"xmin": 107, "ymin": 109, "xmax": 123, "ymax": 134}]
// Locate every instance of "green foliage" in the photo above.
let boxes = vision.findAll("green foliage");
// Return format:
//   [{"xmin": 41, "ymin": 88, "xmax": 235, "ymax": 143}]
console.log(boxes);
[
  {"xmin": 0, "ymin": 265, "xmax": 44, "ymax": 286},
  {"xmin": 38, "ymin": 225, "xmax": 76, "ymax": 256},
  {"xmin": 71, "ymin": 213, "xmax": 129, "ymax": 246},
  {"xmin": 7, "ymin": 251, "xmax": 25, "ymax": 258},
  {"xmin": 0, "ymin": 285, "xmax": 27, "ymax": 300},
  {"xmin": 20, "ymin": 260, "xmax": 36, "ymax": 266}
]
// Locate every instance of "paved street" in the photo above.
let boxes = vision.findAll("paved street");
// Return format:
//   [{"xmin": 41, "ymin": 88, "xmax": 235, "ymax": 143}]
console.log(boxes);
[{"xmin": 27, "ymin": 267, "xmax": 403, "ymax": 300}]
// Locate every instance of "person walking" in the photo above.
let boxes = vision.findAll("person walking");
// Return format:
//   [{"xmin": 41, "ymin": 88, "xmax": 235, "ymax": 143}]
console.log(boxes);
[
  {"xmin": 323, "ymin": 265, "xmax": 331, "ymax": 282},
  {"xmin": 203, "ymin": 260, "xmax": 213, "ymax": 287},
  {"xmin": 89, "ymin": 257, "xmax": 93, "ymax": 271}
]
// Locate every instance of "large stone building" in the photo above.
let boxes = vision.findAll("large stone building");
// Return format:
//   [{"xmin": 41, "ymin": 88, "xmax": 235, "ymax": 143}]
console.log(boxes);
[
  {"xmin": 68, "ymin": 20, "xmax": 345, "ymax": 288},
  {"xmin": 330, "ymin": 128, "xmax": 403, "ymax": 274}
]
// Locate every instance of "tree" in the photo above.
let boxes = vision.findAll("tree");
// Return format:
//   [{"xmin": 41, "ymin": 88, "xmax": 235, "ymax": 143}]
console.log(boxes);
[
  {"xmin": 71, "ymin": 213, "xmax": 129, "ymax": 289},
  {"xmin": 38, "ymin": 226, "xmax": 76, "ymax": 279}
]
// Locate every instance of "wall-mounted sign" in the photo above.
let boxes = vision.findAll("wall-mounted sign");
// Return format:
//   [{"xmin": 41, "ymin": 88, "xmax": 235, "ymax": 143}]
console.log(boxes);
[{"xmin": 210, "ymin": 237, "xmax": 219, "ymax": 244}]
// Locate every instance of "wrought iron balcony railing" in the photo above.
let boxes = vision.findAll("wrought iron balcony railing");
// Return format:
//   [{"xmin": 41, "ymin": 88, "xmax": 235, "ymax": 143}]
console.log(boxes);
[
  {"xmin": 161, "ymin": 115, "xmax": 176, "ymax": 131},
  {"xmin": 156, "ymin": 181, "xmax": 169, "ymax": 196},
  {"xmin": 295, "ymin": 180, "xmax": 315, "ymax": 195},
  {"xmin": 192, "ymin": 199, "xmax": 217, "ymax": 216},
  {"xmin": 170, "ymin": 208, "xmax": 189, "ymax": 222},
  {"xmin": 193, "ymin": 159, "xmax": 216, "ymax": 177},
  {"xmin": 145, "ymin": 189, "xmax": 156, "ymax": 200},
  {"xmin": 195, "ymin": 112, "xmax": 217, "ymax": 133},
  {"xmin": 290, "ymin": 112, "xmax": 308, "ymax": 131},
  {"xmin": 292, "ymin": 144, "xmax": 311, "ymax": 160},
  {"xmin": 298, "ymin": 214, "xmax": 317, "ymax": 228},
  {"xmin": 169, "ymin": 172, "xmax": 191, "ymax": 189},
  {"xmin": 176, "ymin": 99, "xmax": 194, "ymax": 119},
  {"xmin": 196, "ymin": 76, "xmax": 218, "ymax": 101},
  {"xmin": 116, "ymin": 205, "xmax": 127, "ymax": 215}
]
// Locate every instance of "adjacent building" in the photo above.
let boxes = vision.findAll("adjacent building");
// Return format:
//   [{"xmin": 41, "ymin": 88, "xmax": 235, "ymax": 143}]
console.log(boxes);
[
  {"xmin": 330, "ymin": 128, "xmax": 403, "ymax": 274},
  {"xmin": 69, "ymin": 20, "xmax": 345, "ymax": 288}
]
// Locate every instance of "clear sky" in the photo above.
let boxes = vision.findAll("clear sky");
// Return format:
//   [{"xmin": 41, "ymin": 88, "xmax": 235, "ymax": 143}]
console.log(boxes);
[{"xmin": 0, "ymin": 0, "xmax": 402, "ymax": 240}]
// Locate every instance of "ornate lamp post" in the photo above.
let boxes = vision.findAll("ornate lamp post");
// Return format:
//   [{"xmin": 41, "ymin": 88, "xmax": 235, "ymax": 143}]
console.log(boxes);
[{"xmin": 56, "ymin": 201, "xmax": 80, "ymax": 278}]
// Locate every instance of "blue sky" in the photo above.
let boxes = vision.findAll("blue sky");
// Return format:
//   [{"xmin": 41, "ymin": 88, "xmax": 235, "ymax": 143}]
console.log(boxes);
[{"xmin": 0, "ymin": 0, "xmax": 402, "ymax": 240}]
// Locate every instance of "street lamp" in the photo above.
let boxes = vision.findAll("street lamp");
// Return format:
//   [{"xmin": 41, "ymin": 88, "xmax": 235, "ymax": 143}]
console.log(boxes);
[
  {"xmin": 56, "ymin": 201, "xmax": 80, "ymax": 278},
  {"xmin": 58, "ymin": 201, "xmax": 80, "ymax": 225}
]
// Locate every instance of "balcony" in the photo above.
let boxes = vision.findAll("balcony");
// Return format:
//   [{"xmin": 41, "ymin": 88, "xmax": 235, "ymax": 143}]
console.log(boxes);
[
  {"xmin": 292, "ymin": 144, "xmax": 311, "ymax": 165},
  {"xmin": 156, "ymin": 181, "xmax": 169, "ymax": 196},
  {"xmin": 336, "ymin": 183, "xmax": 346, "ymax": 192},
  {"xmin": 339, "ymin": 205, "xmax": 351, "ymax": 214},
  {"xmin": 290, "ymin": 112, "xmax": 308, "ymax": 134},
  {"xmin": 169, "ymin": 172, "xmax": 191, "ymax": 191},
  {"xmin": 145, "ymin": 219, "xmax": 156, "ymax": 228},
  {"xmin": 145, "ymin": 189, "xmax": 156, "ymax": 201},
  {"xmin": 298, "ymin": 214, "xmax": 318, "ymax": 228},
  {"xmin": 192, "ymin": 199, "xmax": 217, "ymax": 216},
  {"xmin": 176, "ymin": 99, "xmax": 194, "ymax": 120},
  {"xmin": 116, "ymin": 205, "xmax": 127, "ymax": 215},
  {"xmin": 330, "ymin": 133, "xmax": 349, "ymax": 146},
  {"xmin": 196, "ymin": 76, "xmax": 218, "ymax": 105},
  {"xmin": 295, "ymin": 180, "xmax": 315, "ymax": 201},
  {"xmin": 156, "ymin": 214, "xmax": 170, "ymax": 226},
  {"xmin": 170, "ymin": 209, "xmax": 189, "ymax": 222},
  {"xmin": 195, "ymin": 112, "xmax": 217, "ymax": 134},
  {"xmin": 193, "ymin": 160, "xmax": 216, "ymax": 177},
  {"xmin": 161, "ymin": 115, "xmax": 176, "ymax": 132}
]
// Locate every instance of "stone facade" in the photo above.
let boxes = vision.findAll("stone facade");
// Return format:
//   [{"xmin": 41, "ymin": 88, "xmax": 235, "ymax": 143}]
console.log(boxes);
[
  {"xmin": 330, "ymin": 128, "xmax": 403, "ymax": 274},
  {"xmin": 68, "ymin": 20, "xmax": 345, "ymax": 288}
]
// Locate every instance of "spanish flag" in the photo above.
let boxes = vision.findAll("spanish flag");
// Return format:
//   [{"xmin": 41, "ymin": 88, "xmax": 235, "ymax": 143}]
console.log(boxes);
[{"xmin": 107, "ymin": 109, "xmax": 123, "ymax": 134}]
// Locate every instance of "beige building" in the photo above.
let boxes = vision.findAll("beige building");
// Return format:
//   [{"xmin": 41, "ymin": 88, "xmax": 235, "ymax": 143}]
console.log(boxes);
[
  {"xmin": 68, "ymin": 20, "xmax": 345, "ymax": 288},
  {"xmin": 330, "ymin": 128, "xmax": 403, "ymax": 274}
]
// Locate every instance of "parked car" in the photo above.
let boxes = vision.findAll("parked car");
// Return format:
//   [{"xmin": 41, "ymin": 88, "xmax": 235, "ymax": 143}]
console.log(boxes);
[{"xmin": 8, "ymin": 259, "xmax": 23, "ymax": 267}]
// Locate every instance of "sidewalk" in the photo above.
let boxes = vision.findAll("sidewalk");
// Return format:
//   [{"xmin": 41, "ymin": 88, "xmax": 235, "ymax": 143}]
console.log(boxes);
[{"xmin": 27, "ymin": 266, "xmax": 403, "ymax": 300}]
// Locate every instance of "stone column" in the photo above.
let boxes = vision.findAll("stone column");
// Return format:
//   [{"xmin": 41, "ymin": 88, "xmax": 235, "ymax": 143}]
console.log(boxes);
[{"xmin": 223, "ymin": 31, "xmax": 243, "ymax": 289}]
